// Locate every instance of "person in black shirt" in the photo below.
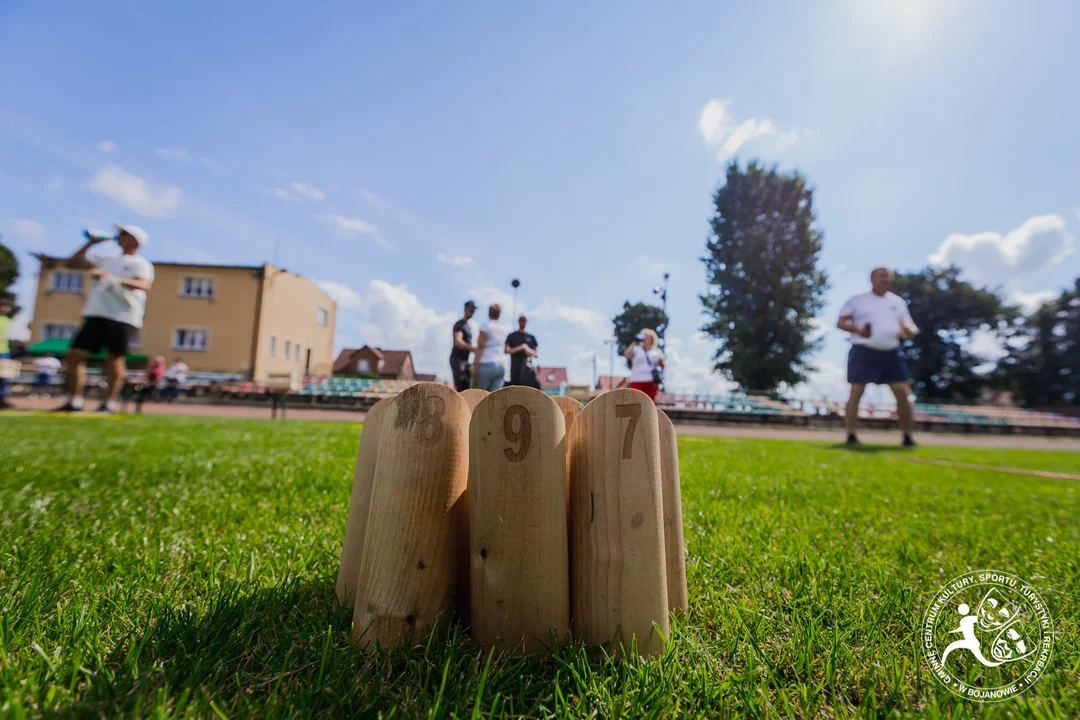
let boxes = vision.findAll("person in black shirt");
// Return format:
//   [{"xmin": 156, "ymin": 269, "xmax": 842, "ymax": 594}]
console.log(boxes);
[
  {"xmin": 505, "ymin": 315, "xmax": 540, "ymax": 388},
  {"xmin": 450, "ymin": 300, "xmax": 477, "ymax": 392}
]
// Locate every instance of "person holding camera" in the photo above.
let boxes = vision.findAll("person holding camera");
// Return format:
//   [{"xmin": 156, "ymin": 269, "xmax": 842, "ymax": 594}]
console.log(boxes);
[{"xmin": 623, "ymin": 328, "xmax": 664, "ymax": 401}]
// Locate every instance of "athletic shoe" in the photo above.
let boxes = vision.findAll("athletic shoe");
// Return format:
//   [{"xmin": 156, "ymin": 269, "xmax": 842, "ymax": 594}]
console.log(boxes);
[
  {"xmin": 846, "ymin": 434, "xmax": 861, "ymax": 446},
  {"xmin": 0, "ymin": 399, "xmax": 13, "ymax": 410},
  {"xmin": 52, "ymin": 401, "xmax": 83, "ymax": 412},
  {"xmin": 902, "ymin": 435, "xmax": 917, "ymax": 448}
]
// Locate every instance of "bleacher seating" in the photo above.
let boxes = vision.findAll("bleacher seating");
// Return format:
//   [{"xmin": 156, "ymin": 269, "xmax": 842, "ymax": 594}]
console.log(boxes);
[
  {"xmin": 656, "ymin": 392, "xmax": 806, "ymax": 416},
  {"xmin": 297, "ymin": 377, "xmax": 381, "ymax": 397}
]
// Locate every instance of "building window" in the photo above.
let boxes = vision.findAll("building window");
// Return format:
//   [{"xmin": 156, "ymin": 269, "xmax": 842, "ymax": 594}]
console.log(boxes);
[
  {"xmin": 181, "ymin": 276, "xmax": 215, "ymax": 299},
  {"xmin": 52, "ymin": 272, "xmax": 83, "ymax": 293},
  {"xmin": 43, "ymin": 323, "xmax": 76, "ymax": 340},
  {"xmin": 173, "ymin": 329, "xmax": 208, "ymax": 351},
  {"xmin": 317, "ymin": 307, "xmax": 328, "ymax": 326},
  {"xmin": 284, "ymin": 340, "xmax": 291, "ymax": 359},
  {"xmin": 295, "ymin": 344, "xmax": 302, "ymax": 362},
  {"xmin": 357, "ymin": 359, "xmax": 372, "ymax": 373},
  {"xmin": 269, "ymin": 335, "xmax": 277, "ymax": 357}
]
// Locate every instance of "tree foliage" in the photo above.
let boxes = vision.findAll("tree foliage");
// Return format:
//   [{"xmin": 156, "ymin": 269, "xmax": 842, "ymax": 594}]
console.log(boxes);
[
  {"xmin": 1007, "ymin": 278, "xmax": 1080, "ymax": 407},
  {"xmin": 890, "ymin": 265, "xmax": 1019, "ymax": 400},
  {"xmin": 612, "ymin": 302, "xmax": 668, "ymax": 367},
  {"xmin": 699, "ymin": 161, "xmax": 829, "ymax": 392},
  {"xmin": 0, "ymin": 237, "xmax": 20, "ymax": 315}
]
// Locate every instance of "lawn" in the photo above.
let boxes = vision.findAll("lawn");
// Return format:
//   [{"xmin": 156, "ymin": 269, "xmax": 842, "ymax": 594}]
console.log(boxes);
[{"xmin": 1, "ymin": 414, "xmax": 1077, "ymax": 718}]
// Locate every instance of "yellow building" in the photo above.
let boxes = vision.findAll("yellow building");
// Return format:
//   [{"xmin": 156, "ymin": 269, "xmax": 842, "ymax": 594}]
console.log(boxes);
[{"xmin": 29, "ymin": 256, "xmax": 337, "ymax": 380}]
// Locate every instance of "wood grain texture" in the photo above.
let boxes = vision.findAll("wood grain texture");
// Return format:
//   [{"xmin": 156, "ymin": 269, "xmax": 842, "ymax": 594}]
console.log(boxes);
[
  {"xmin": 351, "ymin": 383, "xmax": 470, "ymax": 648},
  {"xmin": 469, "ymin": 387, "xmax": 570, "ymax": 653},
  {"xmin": 459, "ymin": 388, "xmax": 490, "ymax": 412},
  {"xmin": 569, "ymin": 388, "xmax": 669, "ymax": 658},
  {"xmin": 335, "ymin": 396, "xmax": 394, "ymax": 608},
  {"xmin": 552, "ymin": 396, "xmax": 584, "ymax": 516},
  {"xmin": 657, "ymin": 410, "xmax": 688, "ymax": 615}
]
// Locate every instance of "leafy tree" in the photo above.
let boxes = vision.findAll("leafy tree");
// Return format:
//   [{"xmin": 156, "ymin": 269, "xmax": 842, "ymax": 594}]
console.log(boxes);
[
  {"xmin": 1007, "ymin": 278, "xmax": 1080, "ymax": 407},
  {"xmin": 699, "ymin": 161, "xmax": 829, "ymax": 392},
  {"xmin": 612, "ymin": 301, "xmax": 668, "ymax": 367},
  {"xmin": 891, "ymin": 265, "xmax": 1019, "ymax": 400},
  {"xmin": 0, "ymin": 237, "xmax": 20, "ymax": 315}
]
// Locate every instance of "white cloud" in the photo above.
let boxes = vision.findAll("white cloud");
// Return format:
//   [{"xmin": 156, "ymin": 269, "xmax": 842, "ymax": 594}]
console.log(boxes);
[
  {"xmin": 316, "ymin": 214, "xmax": 390, "ymax": 249},
  {"xmin": 929, "ymin": 214, "xmax": 1075, "ymax": 287},
  {"xmin": 697, "ymin": 99, "xmax": 730, "ymax": 144},
  {"xmin": 2, "ymin": 217, "xmax": 47, "ymax": 246},
  {"xmin": 263, "ymin": 186, "xmax": 299, "ymax": 201},
  {"xmin": 87, "ymin": 165, "xmax": 181, "ymax": 218},
  {"xmin": 316, "ymin": 280, "xmax": 364, "ymax": 309},
  {"xmin": 531, "ymin": 298, "xmax": 610, "ymax": 340},
  {"xmin": 697, "ymin": 98, "xmax": 809, "ymax": 163},
  {"xmin": 47, "ymin": 176, "xmax": 64, "ymax": 192},
  {"xmin": 289, "ymin": 181, "xmax": 324, "ymax": 201},
  {"xmin": 1011, "ymin": 288, "xmax": 1057, "ymax": 313},
  {"xmin": 96, "ymin": 140, "xmax": 116, "ymax": 153},
  {"xmin": 690, "ymin": 330, "xmax": 712, "ymax": 345},
  {"xmin": 156, "ymin": 147, "xmax": 192, "ymax": 162},
  {"xmin": 661, "ymin": 338, "xmax": 736, "ymax": 395},
  {"xmin": 436, "ymin": 252, "xmax": 476, "ymax": 267},
  {"xmin": 328, "ymin": 279, "xmax": 458, "ymax": 376}
]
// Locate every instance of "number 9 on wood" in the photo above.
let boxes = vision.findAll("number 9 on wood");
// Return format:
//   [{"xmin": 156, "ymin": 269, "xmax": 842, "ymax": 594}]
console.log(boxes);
[{"xmin": 469, "ymin": 386, "xmax": 570, "ymax": 653}]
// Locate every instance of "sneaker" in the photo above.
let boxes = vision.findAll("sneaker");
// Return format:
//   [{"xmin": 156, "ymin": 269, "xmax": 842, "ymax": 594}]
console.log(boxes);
[
  {"xmin": 846, "ymin": 433, "xmax": 861, "ymax": 445},
  {"xmin": 902, "ymin": 435, "xmax": 918, "ymax": 448},
  {"xmin": 97, "ymin": 401, "xmax": 120, "ymax": 415},
  {"xmin": 52, "ymin": 401, "xmax": 83, "ymax": 412}
]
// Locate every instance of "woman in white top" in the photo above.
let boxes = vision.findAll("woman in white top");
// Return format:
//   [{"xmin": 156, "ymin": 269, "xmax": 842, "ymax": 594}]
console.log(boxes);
[
  {"xmin": 472, "ymin": 304, "xmax": 509, "ymax": 391},
  {"xmin": 623, "ymin": 328, "xmax": 665, "ymax": 401}
]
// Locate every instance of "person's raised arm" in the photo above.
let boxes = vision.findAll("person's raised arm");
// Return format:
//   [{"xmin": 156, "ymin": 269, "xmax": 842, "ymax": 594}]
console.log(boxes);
[
  {"xmin": 623, "ymin": 344, "xmax": 636, "ymax": 361},
  {"xmin": 64, "ymin": 233, "xmax": 107, "ymax": 270}
]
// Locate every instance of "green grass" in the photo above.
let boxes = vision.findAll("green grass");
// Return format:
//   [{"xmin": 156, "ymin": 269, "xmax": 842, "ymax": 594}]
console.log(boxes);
[{"xmin": 1, "ymin": 414, "xmax": 1077, "ymax": 718}]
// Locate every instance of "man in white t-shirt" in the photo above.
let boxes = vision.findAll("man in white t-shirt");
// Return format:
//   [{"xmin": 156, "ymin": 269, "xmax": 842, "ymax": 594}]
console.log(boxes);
[
  {"xmin": 54, "ymin": 224, "xmax": 155, "ymax": 414},
  {"xmin": 837, "ymin": 267, "xmax": 919, "ymax": 446},
  {"xmin": 163, "ymin": 358, "xmax": 190, "ymax": 402}
]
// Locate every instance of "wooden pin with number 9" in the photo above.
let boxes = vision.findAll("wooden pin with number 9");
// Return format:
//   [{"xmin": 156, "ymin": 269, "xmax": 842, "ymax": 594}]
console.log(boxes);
[{"xmin": 469, "ymin": 386, "xmax": 570, "ymax": 653}]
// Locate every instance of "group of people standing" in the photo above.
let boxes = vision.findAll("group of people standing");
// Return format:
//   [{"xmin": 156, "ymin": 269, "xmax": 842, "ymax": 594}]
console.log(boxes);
[
  {"xmin": 449, "ymin": 300, "xmax": 541, "ymax": 393},
  {"xmin": 448, "ymin": 299, "xmax": 668, "ymax": 401}
]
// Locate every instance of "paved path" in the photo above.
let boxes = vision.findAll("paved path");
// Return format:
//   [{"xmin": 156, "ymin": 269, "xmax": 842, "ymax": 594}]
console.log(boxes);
[{"xmin": 7, "ymin": 397, "xmax": 1079, "ymax": 451}]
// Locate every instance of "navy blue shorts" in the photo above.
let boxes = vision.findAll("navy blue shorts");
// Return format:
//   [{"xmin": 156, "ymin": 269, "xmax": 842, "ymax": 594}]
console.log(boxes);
[{"xmin": 847, "ymin": 345, "xmax": 909, "ymax": 385}]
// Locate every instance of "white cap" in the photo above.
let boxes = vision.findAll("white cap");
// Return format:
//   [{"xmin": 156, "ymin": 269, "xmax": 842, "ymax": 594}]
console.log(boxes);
[{"xmin": 114, "ymin": 223, "xmax": 149, "ymax": 246}]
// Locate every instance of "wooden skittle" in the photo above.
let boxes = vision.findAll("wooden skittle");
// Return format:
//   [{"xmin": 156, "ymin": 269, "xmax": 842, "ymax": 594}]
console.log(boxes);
[{"xmin": 657, "ymin": 409, "xmax": 688, "ymax": 615}]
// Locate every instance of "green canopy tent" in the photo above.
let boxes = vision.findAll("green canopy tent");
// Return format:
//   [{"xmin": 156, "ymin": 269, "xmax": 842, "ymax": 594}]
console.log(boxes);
[{"xmin": 26, "ymin": 337, "xmax": 148, "ymax": 364}]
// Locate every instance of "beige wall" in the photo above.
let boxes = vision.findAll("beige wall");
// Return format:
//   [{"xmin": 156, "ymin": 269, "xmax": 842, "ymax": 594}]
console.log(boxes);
[
  {"xmin": 252, "ymin": 267, "xmax": 336, "ymax": 380},
  {"xmin": 30, "ymin": 266, "xmax": 90, "ymax": 342},
  {"xmin": 141, "ymin": 265, "xmax": 262, "ymax": 373},
  {"xmin": 29, "ymin": 261, "xmax": 336, "ymax": 380}
]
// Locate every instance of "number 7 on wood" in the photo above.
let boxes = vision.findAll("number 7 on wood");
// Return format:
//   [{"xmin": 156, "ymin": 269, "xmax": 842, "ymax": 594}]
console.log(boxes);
[{"xmin": 615, "ymin": 403, "xmax": 641, "ymax": 459}]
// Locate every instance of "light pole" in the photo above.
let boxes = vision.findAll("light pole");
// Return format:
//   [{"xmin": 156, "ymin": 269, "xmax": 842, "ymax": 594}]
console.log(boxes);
[
  {"xmin": 511, "ymin": 278, "xmax": 520, "ymax": 318},
  {"xmin": 604, "ymin": 338, "xmax": 618, "ymax": 390},
  {"xmin": 653, "ymin": 272, "xmax": 670, "ymax": 350}
]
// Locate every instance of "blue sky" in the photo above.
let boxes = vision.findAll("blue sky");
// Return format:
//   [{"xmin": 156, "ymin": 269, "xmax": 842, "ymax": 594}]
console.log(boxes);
[{"xmin": 2, "ymin": 0, "xmax": 1077, "ymax": 398}]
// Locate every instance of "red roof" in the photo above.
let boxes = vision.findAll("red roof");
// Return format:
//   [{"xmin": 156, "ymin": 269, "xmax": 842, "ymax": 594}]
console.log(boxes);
[
  {"xmin": 535, "ymin": 366, "xmax": 568, "ymax": 390},
  {"xmin": 333, "ymin": 346, "xmax": 413, "ymax": 378}
]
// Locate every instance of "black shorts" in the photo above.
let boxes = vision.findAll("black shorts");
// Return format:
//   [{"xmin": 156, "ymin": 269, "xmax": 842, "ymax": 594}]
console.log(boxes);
[
  {"xmin": 71, "ymin": 316, "xmax": 136, "ymax": 357},
  {"xmin": 847, "ymin": 345, "xmax": 909, "ymax": 385}
]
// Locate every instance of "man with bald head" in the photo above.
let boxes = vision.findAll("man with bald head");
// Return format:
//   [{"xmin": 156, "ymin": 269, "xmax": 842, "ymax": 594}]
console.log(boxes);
[{"xmin": 837, "ymin": 267, "xmax": 919, "ymax": 446}]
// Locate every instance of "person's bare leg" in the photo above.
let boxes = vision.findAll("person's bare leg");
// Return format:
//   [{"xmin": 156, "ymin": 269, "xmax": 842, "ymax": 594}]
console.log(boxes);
[
  {"xmin": 890, "ymin": 382, "xmax": 915, "ymax": 444},
  {"xmin": 845, "ymin": 384, "xmax": 866, "ymax": 440},
  {"xmin": 104, "ymin": 354, "xmax": 126, "ymax": 404},
  {"xmin": 65, "ymin": 348, "xmax": 89, "ymax": 401}
]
